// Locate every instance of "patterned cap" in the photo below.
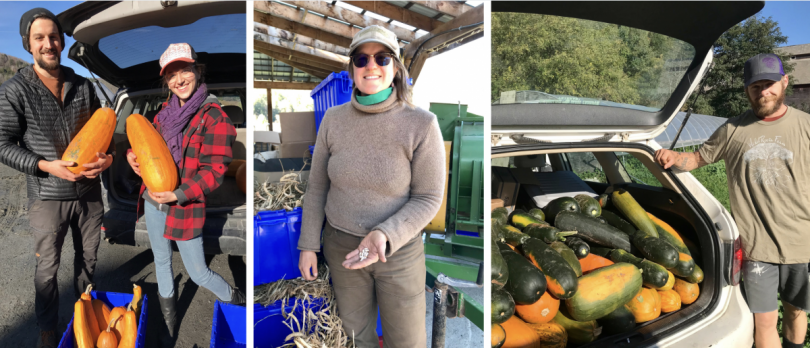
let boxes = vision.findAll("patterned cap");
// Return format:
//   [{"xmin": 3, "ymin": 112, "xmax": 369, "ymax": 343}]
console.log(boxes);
[
  {"xmin": 159, "ymin": 43, "xmax": 197, "ymax": 76},
  {"xmin": 349, "ymin": 25, "xmax": 400, "ymax": 60},
  {"xmin": 744, "ymin": 53, "xmax": 785, "ymax": 88}
]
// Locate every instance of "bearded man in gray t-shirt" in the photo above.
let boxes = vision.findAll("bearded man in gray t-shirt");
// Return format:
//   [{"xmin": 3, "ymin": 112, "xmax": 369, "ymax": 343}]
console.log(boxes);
[{"xmin": 655, "ymin": 53, "xmax": 810, "ymax": 348}]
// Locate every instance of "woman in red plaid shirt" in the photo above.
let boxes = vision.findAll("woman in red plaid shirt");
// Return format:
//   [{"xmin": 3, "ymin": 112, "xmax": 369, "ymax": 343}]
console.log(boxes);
[{"xmin": 125, "ymin": 43, "xmax": 243, "ymax": 341}]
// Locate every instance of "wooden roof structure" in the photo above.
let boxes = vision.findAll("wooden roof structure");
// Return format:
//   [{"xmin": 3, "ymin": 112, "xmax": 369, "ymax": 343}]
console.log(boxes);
[{"xmin": 253, "ymin": 0, "xmax": 484, "ymax": 90}]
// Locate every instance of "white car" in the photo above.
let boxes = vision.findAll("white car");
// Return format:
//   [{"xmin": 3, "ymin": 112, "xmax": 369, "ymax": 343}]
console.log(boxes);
[{"xmin": 492, "ymin": 2, "xmax": 763, "ymax": 347}]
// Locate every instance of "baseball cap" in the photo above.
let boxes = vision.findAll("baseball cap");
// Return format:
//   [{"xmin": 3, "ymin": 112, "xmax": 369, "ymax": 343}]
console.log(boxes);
[
  {"xmin": 159, "ymin": 43, "xmax": 197, "ymax": 76},
  {"xmin": 19, "ymin": 7, "xmax": 64, "ymax": 54},
  {"xmin": 349, "ymin": 25, "xmax": 400, "ymax": 60},
  {"xmin": 744, "ymin": 53, "xmax": 785, "ymax": 88}
]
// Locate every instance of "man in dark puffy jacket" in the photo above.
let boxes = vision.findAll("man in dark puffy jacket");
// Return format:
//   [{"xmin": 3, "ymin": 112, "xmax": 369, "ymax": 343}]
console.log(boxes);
[{"xmin": 0, "ymin": 8, "xmax": 113, "ymax": 348}]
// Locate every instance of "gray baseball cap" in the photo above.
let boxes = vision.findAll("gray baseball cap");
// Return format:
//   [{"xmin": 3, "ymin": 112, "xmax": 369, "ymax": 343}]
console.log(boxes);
[
  {"xmin": 349, "ymin": 25, "xmax": 400, "ymax": 60},
  {"xmin": 744, "ymin": 53, "xmax": 785, "ymax": 88}
]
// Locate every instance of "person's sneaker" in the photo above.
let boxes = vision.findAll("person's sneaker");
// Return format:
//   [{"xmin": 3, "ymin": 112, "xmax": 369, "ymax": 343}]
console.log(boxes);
[{"xmin": 37, "ymin": 330, "xmax": 57, "ymax": 348}]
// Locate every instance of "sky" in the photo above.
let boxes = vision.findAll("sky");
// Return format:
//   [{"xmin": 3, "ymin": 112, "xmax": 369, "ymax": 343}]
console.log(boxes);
[{"xmin": 758, "ymin": 1, "xmax": 810, "ymax": 47}]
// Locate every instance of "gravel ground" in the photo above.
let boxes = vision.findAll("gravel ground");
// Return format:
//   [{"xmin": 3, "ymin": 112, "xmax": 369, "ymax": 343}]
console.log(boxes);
[{"xmin": 0, "ymin": 163, "xmax": 246, "ymax": 347}]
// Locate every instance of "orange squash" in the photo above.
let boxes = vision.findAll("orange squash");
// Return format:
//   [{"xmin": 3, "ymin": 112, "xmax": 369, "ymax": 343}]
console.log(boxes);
[
  {"xmin": 97, "ymin": 317, "xmax": 120, "ymax": 348},
  {"xmin": 625, "ymin": 287, "xmax": 661, "ymax": 323},
  {"xmin": 109, "ymin": 306, "xmax": 127, "ymax": 342},
  {"xmin": 501, "ymin": 315, "xmax": 541, "ymax": 348},
  {"xmin": 578, "ymin": 253, "xmax": 614, "ymax": 274},
  {"xmin": 225, "ymin": 159, "xmax": 246, "ymax": 176},
  {"xmin": 62, "ymin": 107, "xmax": 116, "ymax": 174},
  {"xmin": 236, "ymin": 162, "xmax": 247, "ymax": 193},
  {"xmin": 492, "ymin": 323, "xmax": 506, "ymax": 348},
  {"xmin": 527, "ymin": 322, "xmax": 567, "ymax": 348},
  {"xmin": 118, "ymin": 303, "xmax": 138, "ymax": 348},
  {"xmin": 659, "ymin": 289, "xmax": 682, "ymax": 313},
  {"xmin": 126, "ymin": 113, "xmax": 178, "ymax": 192},
  {"xmin": 79, "ymin": 285, "xmax": 101, "ymax": 342},
  {"xmin": 516, "ymin": 291, "xmax": 559, "ymax": 324},
  {"xmin": 131, "ymin": 284, "xmax": 143, "ymax": 318},
  {"xmin": 673, "ymin": 278, "xmax": 700, "ymax": 305},
  {"xmin": 73, "ymin": 298, "xmax": 94, "ymax": 348},
  {"xmin": 92, "ymin": 299, "xmax": 112, "ymax": 334}
]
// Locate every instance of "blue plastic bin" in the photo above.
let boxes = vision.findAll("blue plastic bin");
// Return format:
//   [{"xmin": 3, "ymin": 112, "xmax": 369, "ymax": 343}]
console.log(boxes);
[
  {"xmin": 310, "ymin": 71, "xmax": 352, "ymax": 134},
  {"xmin": 254, "ymin": 298, "xmax": 382, "ymax": 346},
  {"xmin": 210, "ymin": 300, "xmax": 246, "ymax": 348},
  {"xmin": 58, "ymin": 291, "xmax": 148, "ymax": 348},
  {"xmin": 254, "ymin": 208, "xmax": 303, "ymax": 286},
  {"xmin": 308, "ymin": 145, "xmax": 315, "ymax": 156}
]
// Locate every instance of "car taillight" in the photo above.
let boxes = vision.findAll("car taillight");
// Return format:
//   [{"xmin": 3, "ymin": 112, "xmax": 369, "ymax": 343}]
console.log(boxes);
[{"xmin": 731, "ymin": 236, "xmax": 742, "ymax": 286}]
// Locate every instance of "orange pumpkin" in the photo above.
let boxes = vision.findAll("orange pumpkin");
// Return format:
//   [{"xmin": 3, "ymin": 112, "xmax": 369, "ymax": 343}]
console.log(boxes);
[
  {"xmin": 97, "ymin": 317, "xmax": 120, "ymax": 348},
  {"xmin": 126, "ymin": 113, "xmax": 178, "ymax": 192},
  {"xmin": 118, "ymin": 303, "xmax": 138, "ymax": 348},
  {"xmin": 673, "ymin": 278, "xmax": 700, "ymax": 305},
  {"xmin": 500, "ymin": 315, "xmax": 541, "ymax": 348},
  {"xmin": 73, "ymin": 299, "xmax": 94, "ymax": 348},
  {"xmin": 236, "ymin": 163, "xmax": 247, "ymax": 193},
  {"xmin": 92, "ymin": 299, "xmax": 112, "ymax": 334},
  {"xmin": 109, "ymin": 306, "xmax": 127, "ymax": 342},
  {"xmin": 62, "ymin": 108, "xmax": 116, "ymax": 174},
  {"xmin": 79, "ymin": 285, "xmax": 101, "ymax": 342},
  {"xmin": 515, "ymin": 291, "xmax": 559, "ymax": 324},
  {"xmin": 625, "ymin": 287, "xmax": 661, "ymax": 323},
  {"xmin": 527, "ymin": 321, "xmax": 567, "ymax": 348},
  {"xmin": 492, "ymin": 323, "xmax": 506, "ymax": 348},
  {"xmin": 578, "ymin": 253, "xmax": 614, "ymax": 274},
  {"xmin": 131, "ymin": 284, "xmax": 143, "ymax": 318},
  {"xmin": 659, "ymin": 289, "xmax": 682, "ymax": 313},
  {"xmin": 226, "ymin": 159, "xmax": 246, "ymax": 176}
]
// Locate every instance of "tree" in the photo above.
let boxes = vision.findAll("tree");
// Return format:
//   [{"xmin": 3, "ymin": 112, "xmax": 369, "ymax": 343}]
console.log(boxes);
[
  {"xmin": 687, "ymin": 16, "xmax": 794, "ymax": 118},
  {"xmin": 254, "ymin": 93, "xmax": 269, "ymax": 122}
]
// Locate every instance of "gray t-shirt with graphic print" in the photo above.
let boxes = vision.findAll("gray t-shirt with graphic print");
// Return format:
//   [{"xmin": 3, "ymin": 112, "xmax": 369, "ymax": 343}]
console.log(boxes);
[{"xmin": 699, "ymin": 107, "xmax": 810, "ymax": 264}]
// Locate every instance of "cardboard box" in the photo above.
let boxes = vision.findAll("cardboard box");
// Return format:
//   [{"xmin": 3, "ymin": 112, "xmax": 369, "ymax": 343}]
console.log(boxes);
[
  {"xmin": 492, "ymin": 166, "xmax": 520, "ymax": 209},
  {"xmin": 491, "ymin": 198, "xmax": 505, "ymax": 211},
  {"xmin": 279, "ymin": 141, "xmax": 315, "ymax": 159},
  {"xmin": 254, "ymin": 131, "xmax": 281, "ymax": 144},
  {"xmin": 279, "ymin": 112, "xmax": 316, "ymax": 143}
]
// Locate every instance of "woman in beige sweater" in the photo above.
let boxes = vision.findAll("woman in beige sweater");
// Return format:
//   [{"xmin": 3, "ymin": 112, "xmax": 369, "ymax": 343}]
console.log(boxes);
[{"xmin": 297, "ymin": 25, "xmax": 446, "ymax": 347}]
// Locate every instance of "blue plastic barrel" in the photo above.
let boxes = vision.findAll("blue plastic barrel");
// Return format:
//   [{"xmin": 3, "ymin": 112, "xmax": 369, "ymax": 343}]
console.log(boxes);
[
  {"xmin": 210, "ymin": 300, "xmax": 246, "ymax": 348},
  {"xmin": 254, "ymin": 208, "xmax": 303, "ymax": 286},
  {"xmin": 310, "ymin": 71, "xmax": 352, "ymax": 134},
  {"xmin": 58, "ymin": 291, "xmax": 148, "ymax": 348}
]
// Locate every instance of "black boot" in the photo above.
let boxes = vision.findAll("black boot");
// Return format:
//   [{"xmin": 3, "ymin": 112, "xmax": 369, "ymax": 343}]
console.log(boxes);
[
  {"xmin": 158, "ymin": 293, "xmax": 177, "ymax": 338},
  {"xmin": 226, "ymin": 287, "xmax": 246, "ymax": 306}
]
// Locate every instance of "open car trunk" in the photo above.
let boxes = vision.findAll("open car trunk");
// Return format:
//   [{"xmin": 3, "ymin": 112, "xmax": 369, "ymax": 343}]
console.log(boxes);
[{"xmin": 493, "ymin": 143, "xmax": 726, "ymax": 347}]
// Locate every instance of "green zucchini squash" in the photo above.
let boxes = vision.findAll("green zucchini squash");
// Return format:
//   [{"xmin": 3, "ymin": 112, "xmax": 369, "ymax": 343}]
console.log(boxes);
[
  {"xmin": 596, "ymin": 305, "xmax": 636, "ymax": 336},
  {"xmin": 492, "ymin": 289, "xmax": 516, "ymax": 324},
  {"xmin": 498, "ymin": 225, "xmax": 531, "ymax": 247},
  {"xmin": 648, "ymin": 214, "xmax": 696, "ymax": 277},
  {"xmin": 575, "ymin": 194, "xmax": 602, "ymax": 217},
  {"xmin": 510, "ymin": 212, "xmax": 547, "ymax": 229},
  {"xmin": 588, "ymin": 245, "xmax": 613, "ymax": 258},
  {"xmin": 550, "ymin": 242, "xmax": 583, "ymax": 277},
  {"xmin": 522, "ymin": 224, "xmax": 577, "ymax": 243},
  {"xmin": 492, "ymin": 207, "xmax": 509, "ymax": 227},
  {"xmin": 520, "ymin": 238, "xmax": 578, "ymax": 299},
  {"xmin": 565, "ymin": 262, "xmax": 642, "ymax": 322},
  {"xmin": 528, "ymin": 208, "xmax": 546, "ymax": 222},
  {"xmin": 544, "ymin": 197, "xmax": 580, "ymax": 223},
  {"xmin": 631, "ymin": 234, "xmax": 679, "ymax": 270},
  {"xmin": 565, "ymin": 237, "xmax": 590, "ymax": 259},
  {"xmin": 611, "ymin": 189, "xmax": 659, "ymax": 238},
  {"xmin": 600, "ymin": 210, "xmax": 637, "ymax": 236},
  {"xmin": 687, "ymin": 264, "xmax": 704, "ymax": 284},
  {"xmin": 554, "ymin": 211, "xmax": 633, "ymax": 252},
  {"xmin": 497, "ymin": 241, "xmax": 514, "ymax": 253},
  {"xmin": 609, "ymin": 249, "xmax": 670, "ymax": 289},
  {"xmin": 502, "ymin": 250, "xmax": 547, "ymax": 304},
  {"xmin": 492, "ymin": 235, "xmax": 509, "ymax": 290},
  {"xmin": 552, "ymin": 306, "xmax": 602, "ymax": 345}
]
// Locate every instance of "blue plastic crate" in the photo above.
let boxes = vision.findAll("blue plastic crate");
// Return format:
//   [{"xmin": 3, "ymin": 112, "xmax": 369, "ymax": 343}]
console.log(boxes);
[
  {"xmin": 254, "ymin": 298, "xmax": 382, "ymax": 346},
  {"xmin": 310, "ymin": 71, "xmax": 352, "ymax": 134},
  {"xmin": 308, "ymin": 145, "xmax": 315, "ymax": 156},
  {"xmin": 254, "ymin": 208, "xmax": 303, "ymax": 286},
  {"xmin": 58, "ymin": 291, "xmax": 148, "ymax": 348},
  {"xmin": 210, "ymin": 300, "xmax": 246, "ymax": 348}
]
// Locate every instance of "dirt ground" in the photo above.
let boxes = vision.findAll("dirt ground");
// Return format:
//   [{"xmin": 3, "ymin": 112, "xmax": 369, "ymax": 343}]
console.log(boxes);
[{"xmin": 0, "ymin": 163, "xmax": 246, "ymax": 347}]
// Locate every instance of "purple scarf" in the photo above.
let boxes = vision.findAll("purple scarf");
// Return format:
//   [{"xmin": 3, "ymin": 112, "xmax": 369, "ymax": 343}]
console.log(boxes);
[{"xmin": 157, "ymin": 83, "xmax": 208, "ymax": 166}]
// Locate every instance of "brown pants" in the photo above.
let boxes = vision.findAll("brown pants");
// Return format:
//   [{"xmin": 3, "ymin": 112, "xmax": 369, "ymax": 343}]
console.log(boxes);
[{"xmin": 323, "ymin": 223, "xmax": 426, "ymax": 348}]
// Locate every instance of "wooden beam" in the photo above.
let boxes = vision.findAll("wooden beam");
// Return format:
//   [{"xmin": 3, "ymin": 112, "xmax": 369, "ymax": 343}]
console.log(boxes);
[
  {"xmin": 254, "ymin": 46, "xmax": 337, "ymax": 77},
  {"xmin": 255, "ymin": 81, "xmax": 320, "ymax": 90},
  {"xmin": 403, "ymin": 4, "xmax": 482, "ymax": 83},
  {"xmin": 255, "ymin": 1, "xmax": 361, "ymax": 42},
  {"xmin": 285, "ymin": 1, "xmax": 420, "ymax": 42},
  {"xmin": 254, "ymin": 39, "xmax": 348, "ymax": 68},
  {"xmin": 254, "ymin": 9, "xmax": 352, "ymax": 48},
  {"xmin": 342, "ymin": 1, "xmax": 440, "ymax": 32},
  {"xmin": 255, "ymin": 30, "xmax": 349, "ymax": 56},
  {"xmin": 411, "ymin": 1, "xmax": 470, "ymax": 18}
]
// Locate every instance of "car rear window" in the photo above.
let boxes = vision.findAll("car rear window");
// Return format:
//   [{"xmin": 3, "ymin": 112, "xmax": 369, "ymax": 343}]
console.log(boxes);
[{"xmin": 99, "ymin": 13, "xmax": 246, "ymax": 69}]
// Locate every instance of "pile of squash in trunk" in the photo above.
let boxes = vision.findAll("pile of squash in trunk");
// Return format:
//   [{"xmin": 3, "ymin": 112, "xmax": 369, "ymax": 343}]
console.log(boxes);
[
  {"xmin": 491, "ymin": 188, "xmax": 704, "ymax": 348},
  {"xmin": 73, "ymin": 284, "xmax": 143, "ymax": 348}
]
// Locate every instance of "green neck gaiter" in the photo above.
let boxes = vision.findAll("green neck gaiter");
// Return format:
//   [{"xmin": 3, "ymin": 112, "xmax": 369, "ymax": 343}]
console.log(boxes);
[{"xmin": 356, "ymin": 87, "xmax": 393, "ymax": 106}]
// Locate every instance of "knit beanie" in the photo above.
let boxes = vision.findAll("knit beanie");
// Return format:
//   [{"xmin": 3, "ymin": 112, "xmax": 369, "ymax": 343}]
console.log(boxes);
[{"xmin": 20, "ymin": 7, "xmax": 65, "ymax": 54}]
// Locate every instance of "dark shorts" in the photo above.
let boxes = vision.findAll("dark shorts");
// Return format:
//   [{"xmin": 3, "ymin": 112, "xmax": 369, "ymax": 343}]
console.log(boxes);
[{"xmin": 742, "ymin": 260, "xmax": 810, "ymax": 313}]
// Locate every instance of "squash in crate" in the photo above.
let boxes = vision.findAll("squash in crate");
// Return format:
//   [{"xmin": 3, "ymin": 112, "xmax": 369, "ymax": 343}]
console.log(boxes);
[
  {"xmin": 109, "ymin": 306, "xmax": 126, "ymax": 342},
  {"xmin": 515, "ymin": 291, "xmax": 559, "ymax": 324},
  {"xmin": 625, "ymin": 287, "xmax": 662, "ymax": 323},
  {"xmin": 73, "ymin": 298, "xmax": 95, "ymax": 348},
  {"xmin": 131, "ymin": 284, "xmax": 143, "ymax": 318},
  {"xmin": 126, "ymin": 113, "xmax": 178, "ymax": 192},
  {"xmin": 673, "ymin": 278, "xmax": 700, "ymax": 305},
  {"xmin": 97, "ymin": 317, "xmax": 120, "ymax": 348},
  {"xmin": 552, "ymin": 307, "xmax": 601, "ymax": 345},
  {"xmin": 118, "ymin": 303, "xmax": 138, "ymax": 348},
  {"xmin": 659, "ymin": 289, "xmax": 682, "ymax": 313},
  {"xmin": 527, "ymin": 321, "xmax": 567, "ymax": 348},
  {"xmin": 565, "ymin": 263, "xmax": 642, "ymax": 322},
  {"xmin": 79, "ymin": 285, "xmax": 101, "ymax": 342},
  {"xmin": 62, "ymin": 108, "xmax": 116, "ymax": 174},
  {"xmin": 492, "ymin": 323, "xmax": 506, "ymax": 348},
  {"xmin": 500, "ymin": 315, "xmax": 540, "ymax": 348}
]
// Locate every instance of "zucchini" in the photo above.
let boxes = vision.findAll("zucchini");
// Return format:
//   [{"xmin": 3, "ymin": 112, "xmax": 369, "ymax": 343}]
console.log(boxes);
[
  {"xmin": 687, "ymin": 264, "xmax": 704, "ymax": 284},
  {"xmin": 648, "ymin": 214, "xmax": 696, "ymax": 277},
  {"xmin": 565, "ymin": 237, "xmax": 590, "ymax": 259},
  {"xmin": 498, "ymin": 224, "xmax": 530, "ymax": 247},
  {"xmin": 611, "ymin": 189, "xmax": 659, "ymax": 238},
  {"xmin": 520, "ymin": 238, "xmax": 579, "ymax": 299},
  {"xmin": 502, "ymin": 250, "xmax": 547, "ymax": 304},
  {"xmin": 552, "ymin": 306, "xmax": 601, "ymax": 345},
  {"xmin": 492, "ymin": 235, "xmax": 509, "ymax": 290},
  {"xmin": 528, "ymin": 208, "xmax": 546, "ymax": 222},
  {"xmin": 600, "ymin": 210, "xmax": 637, "ymax": 236},
  {"xmin": 589, "ymin": 245, "xmax": 613, "ymax": 258},
  {"xmin": 550, "ymin": 242, "xmax": 583, "ymax": 277},
  {"xmin": 492, "ymin": 289, "xmax": 516, "ymax": 324},
  {"xmin": 609, "ymin": 249, "xmax": 670, "ymax": 289},
  {"xmin": 492, "ymin": 207, "xmax": 509, "ymax": 227},
  {"xmin": 596, "ymin": 305, "xmax": 636, "ymax": 336},
  {"xmin": 554, "ymin": 211, "xmax": 633, "ymax": 252},
  {"xmin": 510, "ymin": 212, "xmax": 546, "ymax": 229},
  {"xmin": 631, "ymin": 234, "xmax": 679, "ymax": 270},
  {"xmin": 574, "ymin": 194, "xmax": 602, "ymax": 217},
  {"xmin": 522, "ymin": 224, "xmax": 577, "ymax": 243},
  {"xmin": 496, "ymin": 241, "xmax": 514, "ymax": 253},
  {"xmin": 544, "ymin": 197, "xmax": 580, "ymax": 222}
]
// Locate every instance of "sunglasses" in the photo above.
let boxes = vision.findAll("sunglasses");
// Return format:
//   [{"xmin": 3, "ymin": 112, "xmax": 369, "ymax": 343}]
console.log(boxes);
[{"xmin": 351, "ymin": 52, "xmax": 396, "ymax": 68}]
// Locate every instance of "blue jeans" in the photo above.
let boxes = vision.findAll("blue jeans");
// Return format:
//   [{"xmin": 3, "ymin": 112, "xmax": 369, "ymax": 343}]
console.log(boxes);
[{"xmin": 145, "ymin": 203, "xmax": 232, "ymax": 301}]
